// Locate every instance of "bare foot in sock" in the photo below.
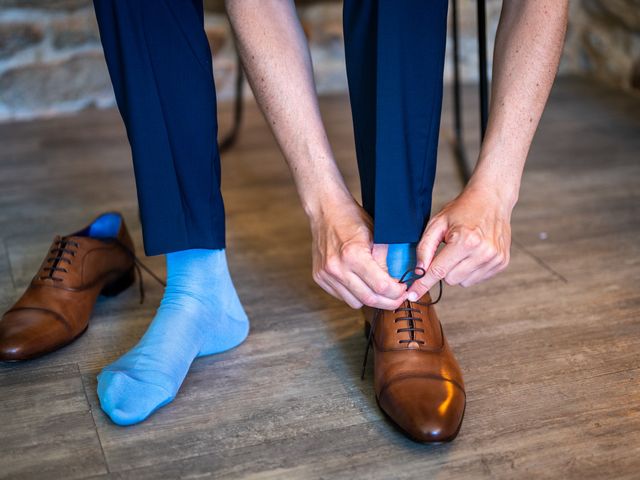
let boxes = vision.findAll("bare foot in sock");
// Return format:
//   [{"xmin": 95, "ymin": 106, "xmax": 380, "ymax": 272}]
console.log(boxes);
[{"xmin": 97, "ymin": 249, "xmax": 249, "ymax": 425}]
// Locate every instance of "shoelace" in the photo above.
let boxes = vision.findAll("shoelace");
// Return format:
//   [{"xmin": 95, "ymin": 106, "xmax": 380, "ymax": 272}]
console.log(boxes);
[
  {"xmin": 40, "ymin": 236, "xmax": 166, "ymax": 304},
  {"xmin": 41, "ymin": 237, "xmax": 80, "ymax": 282},
  {"xmin": 360, "ymin": 267, "xmax": 443, "ymax": 380},
  {"xmin": 111, "ymin": 238, "xmax": 166, "ymax": 304}
]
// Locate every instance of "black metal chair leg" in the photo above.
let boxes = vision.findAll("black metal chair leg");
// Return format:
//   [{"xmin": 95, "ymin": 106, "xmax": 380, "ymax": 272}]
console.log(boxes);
[
  {"xmin": 450, "ymin": 0, "xmax": 489, "ymax": 185},
  {"xmin": 219, "ymin": 51, "xmax": 245, "ymax": 152},
  {"xmin": 477, "ymin": 0, "xmax": 489, "ymax": 139},
  {"xmin": 451, "ymin": 0, "xmax": 472, "ymax": 183}
]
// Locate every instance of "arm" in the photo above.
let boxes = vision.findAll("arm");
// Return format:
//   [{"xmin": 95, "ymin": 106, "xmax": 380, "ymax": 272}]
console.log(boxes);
[
  {"xmin": 225, "ymin": 0, "xmax": 406, "ymax": 309},
  {"xmin": 408, "ymin": 0, "xmax": 569, "ymax": 300}
]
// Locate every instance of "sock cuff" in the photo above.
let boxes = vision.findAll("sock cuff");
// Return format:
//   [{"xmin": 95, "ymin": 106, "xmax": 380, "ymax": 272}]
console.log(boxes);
[{"xmin": 386, "ymin": 243, "xmax": 417, "ymax": 280}]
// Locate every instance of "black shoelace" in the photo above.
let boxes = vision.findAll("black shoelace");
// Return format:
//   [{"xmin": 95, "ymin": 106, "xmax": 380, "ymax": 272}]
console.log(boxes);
[
  {"xmin": 41, "ymin": 237, "xmax": 79, "ymax": 282},
  {"xmin": 360, "ymin": 268, "xmax": 443, "ymax": 380},
  {"xmin": 40, "ymin": 236, "xmax": 166, "ymax": 304}
]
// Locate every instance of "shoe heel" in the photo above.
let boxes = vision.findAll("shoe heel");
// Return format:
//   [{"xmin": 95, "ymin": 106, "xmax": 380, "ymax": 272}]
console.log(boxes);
[{"xmin": 101, "ymin": 267, "xmax": 135, "ymax": 297}]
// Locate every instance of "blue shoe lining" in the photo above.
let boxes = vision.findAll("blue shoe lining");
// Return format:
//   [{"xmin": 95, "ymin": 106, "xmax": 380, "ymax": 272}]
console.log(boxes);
[{"xmin": 88, "ymin": 213, "xmax": 122, "ymax": 238}]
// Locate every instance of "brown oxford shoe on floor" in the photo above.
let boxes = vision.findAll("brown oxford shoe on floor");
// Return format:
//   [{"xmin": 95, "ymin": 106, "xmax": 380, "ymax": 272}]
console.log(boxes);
[
  {"xmin": 362, "ymin": 283, "xmax": 466, "ymax": 443},
  {"xmin": 0, "ymin": 212, "xmax": 137, "ymax": 361}
]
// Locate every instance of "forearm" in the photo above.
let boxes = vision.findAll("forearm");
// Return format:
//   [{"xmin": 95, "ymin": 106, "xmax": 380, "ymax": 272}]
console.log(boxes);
[
  {"xmin": 225, "ymin": 0, "xmax": 352, "ymax": 218},
  {"xmin": 469, "ymin": 0, "xmax": 568, "ymax": 207}
]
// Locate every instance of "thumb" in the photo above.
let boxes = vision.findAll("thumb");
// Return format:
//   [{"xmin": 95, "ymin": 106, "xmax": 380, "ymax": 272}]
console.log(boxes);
[
  {"xmin": 415, "ymin": 217, "xmax": 448, "ymax": 272},
  {"xmin": 371, "ymin": 243, "xmax": 389, "ymax": 272},
  {"xmin": 407, "ymin": 219, "xmax": 448, "ymax": 301}
]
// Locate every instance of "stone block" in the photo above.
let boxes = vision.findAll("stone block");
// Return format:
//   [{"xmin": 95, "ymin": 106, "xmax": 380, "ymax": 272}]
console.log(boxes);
[
  {"xmin": 51, "ymin": 11, "xmax": 100, "ymax": 49},
  {"xmin": 0, "ymin": 52, "xmax": 111, "ymax": 111},
  {"xmin": 0, "ymin": 23, "xmax": 44, "ymax": 59},
  {"xmin": 583, "ymin": 0, "xmax": 640, "ymax": 32},
  {"xmin": 0, "ymin": 0, "xmax": 91, "ymax": 10}
]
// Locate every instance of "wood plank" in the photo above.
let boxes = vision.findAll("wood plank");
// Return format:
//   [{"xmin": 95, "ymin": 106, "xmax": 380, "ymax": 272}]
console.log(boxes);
[
  {"xmin": 0, "ymin": 363, "xmax": 108, "ymax": 479},
  {"xmin": 0, "ymin": 77, "xmax": 638, "ymax": 479}
]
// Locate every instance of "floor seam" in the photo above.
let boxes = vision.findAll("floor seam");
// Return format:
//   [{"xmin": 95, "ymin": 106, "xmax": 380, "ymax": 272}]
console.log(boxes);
[
  {"xmin": 78, "ymin": 363, "xmax": 111, "ymax": 475},
  {"xmin": 103, "ymin": 417, "xmax": 385, "ymax": 477},
  {"xmin": 512, "ymin": 238, "xmax": 568, "ymax": 284},
  {"xmin": 2, "ymin": 237, "xmax": 17, "ymax": 291}
]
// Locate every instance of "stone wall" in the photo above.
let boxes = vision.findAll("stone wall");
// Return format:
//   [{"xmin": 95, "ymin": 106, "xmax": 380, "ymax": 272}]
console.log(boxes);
[
  {"xmin": 0, "ymin": 0, "xmax": 350, "ymax": 122},
  {"xmin": 444, "ymin": 0, "xmax": 501, "ymax": 84},
  {"xmin": 205, "ymin": 2, "xmax": 348, "ymax": 104},
  {"xmin": 0, "ymin": 0, "xmax": 112, "ymax": 120},
  {"xmin": 562, "ymin": 0, "xmax": 640, "ymax": 92},
  {"xmin": 0, "ymin": 1, "xmax": 639, "ymax": 122},
  {"xmin": 446, "ymin": 0, "xmax": 640, "ymax": 93}
]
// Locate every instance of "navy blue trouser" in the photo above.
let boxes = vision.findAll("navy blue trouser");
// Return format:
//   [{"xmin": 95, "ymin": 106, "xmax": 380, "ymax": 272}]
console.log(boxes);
[{"xmin": 94, "ymin": 0, "xmax": 448, "ymax": 256}]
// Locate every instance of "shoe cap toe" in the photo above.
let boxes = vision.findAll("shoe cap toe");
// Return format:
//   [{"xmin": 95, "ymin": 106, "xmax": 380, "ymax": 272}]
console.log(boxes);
[
  {"xmin": 0, "ymin": 309, "xmax": 70, "ymax": 361},
  {"xmin": 379, "ymin": 376, "xmax": 466, "ymax": 442}
]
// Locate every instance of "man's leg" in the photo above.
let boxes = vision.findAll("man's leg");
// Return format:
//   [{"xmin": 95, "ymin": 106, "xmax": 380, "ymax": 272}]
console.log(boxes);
[
  {"xmin": 93, "ymin": 0, "xmax": 248, "ymax": 425},
  {"xmin": 343, "ymin": 0, "xmax": 449, "ymax": 279}
]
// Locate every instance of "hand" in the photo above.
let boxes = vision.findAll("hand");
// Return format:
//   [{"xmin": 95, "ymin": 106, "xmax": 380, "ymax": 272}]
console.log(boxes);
[
  {"xmin": 407, "ymin": 184, "xmax": 513, "ymax": 300},
  {"xmin": 310, "ymin": 196, "xmax": 407, "ymax": 309}
]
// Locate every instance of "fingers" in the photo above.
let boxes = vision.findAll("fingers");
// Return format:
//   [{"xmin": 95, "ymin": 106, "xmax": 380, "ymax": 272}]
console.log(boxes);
[
  {"xmin": 315, "ymin": 269, "xmax": 405, "ymax": 310},
  {"xmin": 416, "ymin": 217, "xmax": 448, "ymax": 272},
  {"xmin": 448, "ymin": 234, "xmax": 510, "ymax": 287},
  {"xmin": 335, "ymin": 243, "xmax": 406, "ymax": 304},
  {"xmin": 430, "ymin": 239, "xmax": 509, "ymax": 292},
  {"xmin": 350, "ymin": 251, "xmax": 406, "ymax": 299},
  {"xmin": 446, "ymin": 256, "xmax": 497, "ymax": 286},
  {"xmin": 314, "ymin": 269, "xmax": 365, "ymax": 309},
  {"xmin": 445, "ymin": 241, "xmax": 500, "ymax": 285},
  {"xmin": 313, "ymin": 276, "xmax": 342, "ymax": 301},
  {"xmin": 371, "ymin": 243, "xmax": 389, "ymax": 271},
  {"xmin": 408, "ymin": 240, "xmax": 469, "ymax": 300},
  {"xmin": 310, "ymin": 201, "xmax": 409, "ymax": 310},
  {"xmin": 344, "ymin": 273, "xmax": 407, "ymax": 310},
  {"xmin": 459, "ymin": 250, "xmax": 510, "ymax": 287},
  {"xmin": 409, "ymin": 219, "xmax": 514, "ymax": 297},
  {"xmin": 324, "ymin": 275, "xmax": 365, "ymax": 309},
  {"xmin": 313, "ymin": 242, "xmax": 407, "ymax": 309}
]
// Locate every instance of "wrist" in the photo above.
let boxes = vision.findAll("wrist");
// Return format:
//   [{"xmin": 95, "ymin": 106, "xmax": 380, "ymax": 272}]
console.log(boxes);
[
  {"xmin": 465, "ymin": 173, "xmax": 520, "ymax": 212},
  {"xmin": 470, "ymin": 140, "xmax": 527, "ymax": 211},
  {"xmin": 301, "ymin": 180, "xmax": 354, "ymax": 222}
]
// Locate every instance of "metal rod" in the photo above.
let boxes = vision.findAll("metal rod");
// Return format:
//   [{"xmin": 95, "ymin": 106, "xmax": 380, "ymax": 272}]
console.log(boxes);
[
  {"xmin": 452, "ymin": 0, "xmax": 463, "ymax": 142},
  {"xmin": 477, "ymin": 0, "xmax": 489, "ymax": 139},
  {"xmin": 219, "ymin": 51, "xmax": 245, "ymax": 152},
  {"xmin": 450, "ymin": 0, "xmax": 472, "ymax": 183}
]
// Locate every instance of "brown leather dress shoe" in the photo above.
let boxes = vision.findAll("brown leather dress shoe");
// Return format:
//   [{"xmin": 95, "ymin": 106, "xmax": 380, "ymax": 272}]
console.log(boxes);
[
  {"xmin": 0, "ymin": 212, "xmax": 137, "ymax": 361},
  {"xmin": 362, "ymin": 289, "xmax": 466, "ymax": 443}
]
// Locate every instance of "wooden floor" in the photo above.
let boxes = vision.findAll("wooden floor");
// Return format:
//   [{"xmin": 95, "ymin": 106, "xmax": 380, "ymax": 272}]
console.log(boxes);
[{"xmin": 0, "ymin": 77, "xmax": 639, "ymax": 479}]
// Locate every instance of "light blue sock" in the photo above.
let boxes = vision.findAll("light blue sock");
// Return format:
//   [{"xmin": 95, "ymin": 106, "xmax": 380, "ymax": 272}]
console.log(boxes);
[
  {"xmin": 97, "ymin": 249, "xmax": 249, "ymax": 426},
  {"xmin": 386, "ymin": 243, "xmax": 417, "ymax": 281}
]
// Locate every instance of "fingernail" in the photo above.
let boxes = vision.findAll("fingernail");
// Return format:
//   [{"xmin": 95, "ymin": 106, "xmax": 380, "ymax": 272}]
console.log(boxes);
[{"xmin": 408, "ymin": 292, "xmax": 418, "ymax": 302}]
